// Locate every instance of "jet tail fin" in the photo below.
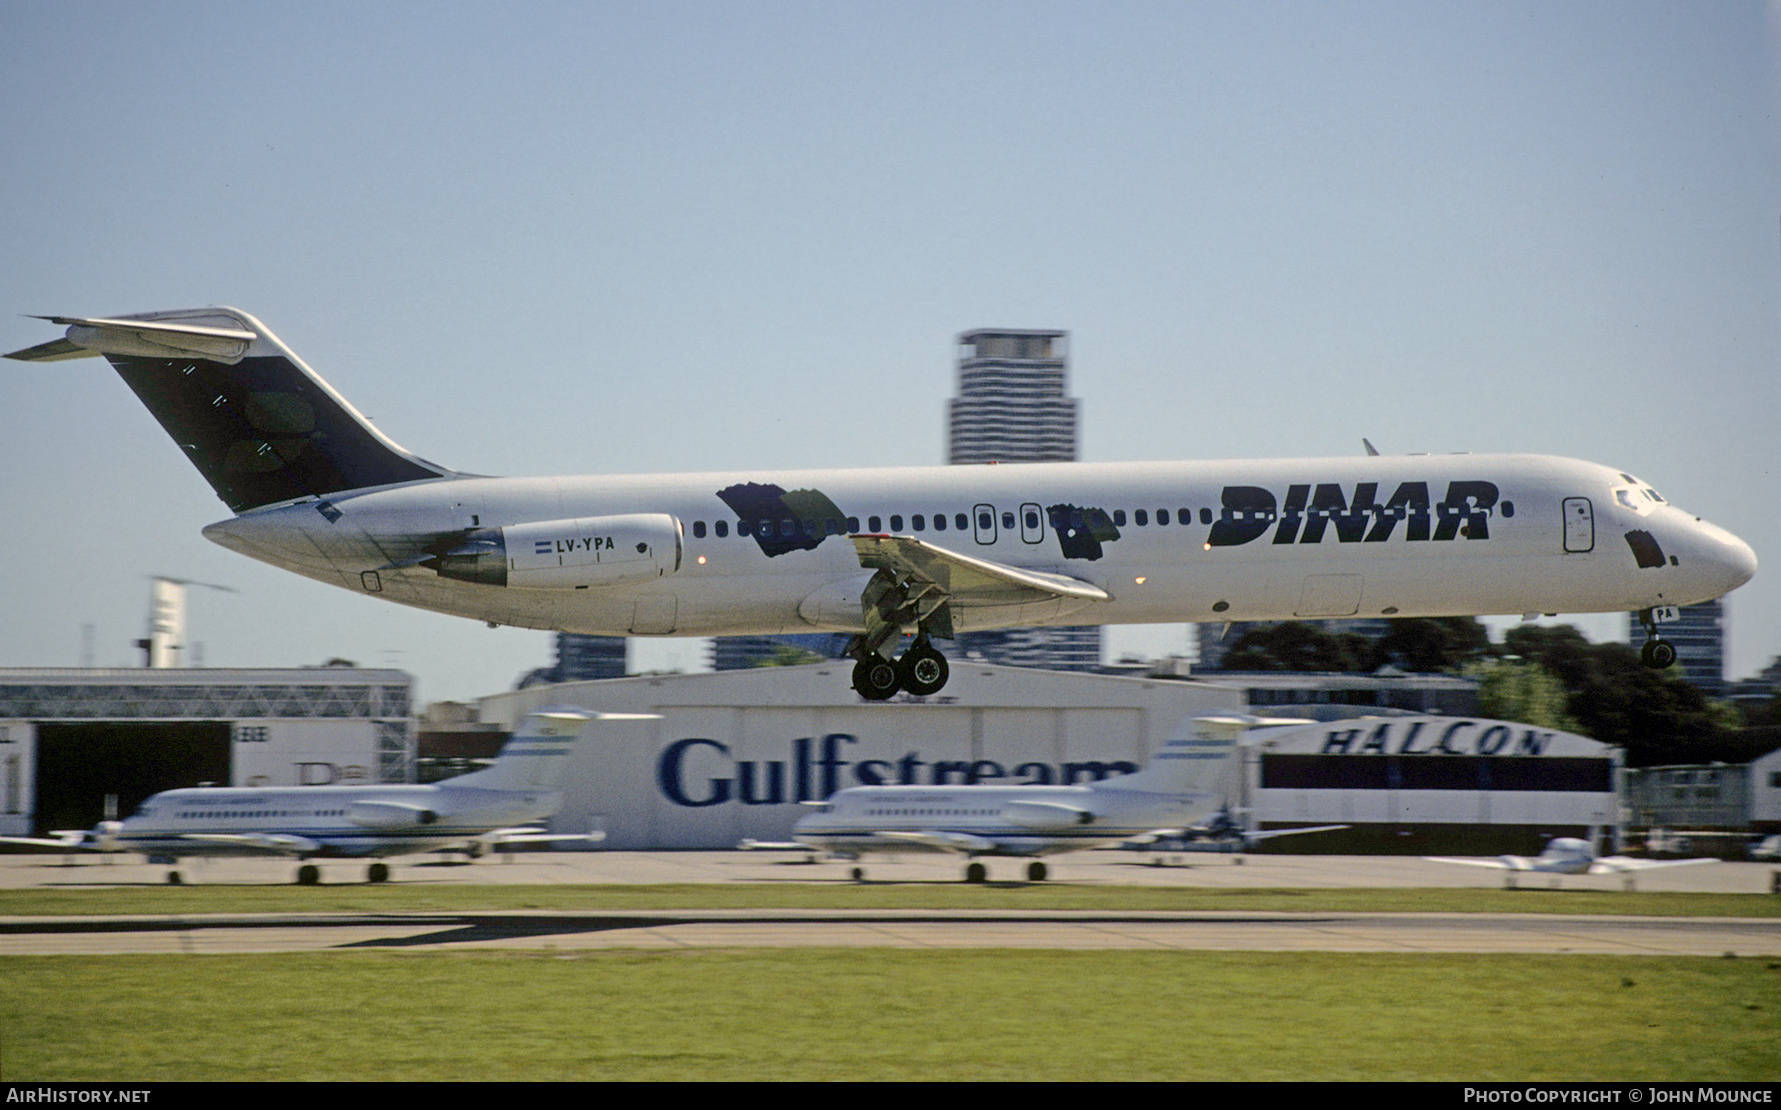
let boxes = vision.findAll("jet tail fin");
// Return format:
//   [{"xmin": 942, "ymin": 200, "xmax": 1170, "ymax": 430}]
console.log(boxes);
[
  {"xmin": 1098, "ymin": 722, "xmax": 1239, "ymax": 797},
  {"xmin": 6, "ymin": 308, "xmax": 452, "ymax": 513},
  {"xmin": 450, "ymin": 708, "xmax": 658, "ymax": 793}
]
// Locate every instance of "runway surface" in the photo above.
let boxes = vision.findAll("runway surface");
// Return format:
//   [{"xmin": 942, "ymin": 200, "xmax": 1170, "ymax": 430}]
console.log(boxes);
[
  {"xmin": 5, "ymin": 848, "xmax": 1776, "ymax": 892},
  {"xmin": 3, "ymin": 850, "xmax": 1777, "ymax": 956},
  {"xmin": 2, "ymin": 907, "xmax": 1779, "ymax": 956}
]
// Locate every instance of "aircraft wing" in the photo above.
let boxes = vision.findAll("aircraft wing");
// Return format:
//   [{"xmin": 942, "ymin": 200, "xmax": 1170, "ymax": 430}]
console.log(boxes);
[
  {"xmin": 180, "ymin": 832, "xmax": 324, "ymax": 855},
  {"xmin": 0, "ymin": 833, "xmax": 97, "ymax": 851},
  {"xmin": 1423, "ymin": 856, "xmax": 1519, "ymax": 871},
  {"xmin": 876, "ymin": 830, "xmax": 1001, "ymax": 854},
  {"xmin": 1587, "ymin": 856, "xmax": 1719, "ymax": 874},
  {"xmin": 848, "ymin": 535, "xmax": 1109, "ymax": 644},
  {"xmin": 1241, "ymin": 824, "xmax": 1349, "ymax": 843},
  {"xmin": 853, "ymin": 535, "xmax": 1110, "ymax": 608}
]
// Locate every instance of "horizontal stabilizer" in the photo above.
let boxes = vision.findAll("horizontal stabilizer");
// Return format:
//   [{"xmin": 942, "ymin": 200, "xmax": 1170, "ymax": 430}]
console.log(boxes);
[{"xmin": 7, "ymin": 314, "xmax": 258, "ymax": 364}]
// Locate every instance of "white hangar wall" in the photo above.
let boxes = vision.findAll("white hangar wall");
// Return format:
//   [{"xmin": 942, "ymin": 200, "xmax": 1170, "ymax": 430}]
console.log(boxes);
[{"xmin": 479, "ymin": 661, "xmax": 1247, "ymax": 850}]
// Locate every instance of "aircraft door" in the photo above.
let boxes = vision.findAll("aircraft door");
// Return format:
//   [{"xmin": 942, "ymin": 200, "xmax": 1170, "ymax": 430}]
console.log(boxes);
[
  {"xmin": 973, "ymin": 503, "xmax": 997, "ymax": 545},
  {"xmin": 1020, "ymin": 502, "xmax": 1045, "ymax": 544},
  {"xmin": 1562, "ymin": 498, "xmax": 1594, "ymax": 553}
]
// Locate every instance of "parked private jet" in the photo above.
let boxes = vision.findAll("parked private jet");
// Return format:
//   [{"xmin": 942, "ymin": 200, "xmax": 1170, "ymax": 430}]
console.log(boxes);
[
  {"xmin": 0, "ymin": 708, "xmax": 650, "ymax": 884},
  {"xmin": 790, "ymin": 728, "xmax": 1237, "ymax": 882},
  {"xmin": 1426, "ymin": 836, "xmax": 1717, "ymax": 886},
  {"xmin": 7, "ymin": 309, "xmax": 1757, "ymax": 699}
]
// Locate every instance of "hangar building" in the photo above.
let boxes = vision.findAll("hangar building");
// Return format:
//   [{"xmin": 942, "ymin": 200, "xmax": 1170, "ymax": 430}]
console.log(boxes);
[
  {"xmin": 1240, "ymin": 715, "xmax": 1620, "ymax": 854},
  {"xmin": 0, "ymin": 667, "xmax": 412, "ymax": 837},
  {"xmin": 479, "ymin": 662, "xmax": 1247, "ymax": 850},
  {"xmin": 480, "ymin": 664, "xmax": 1619, "ymax": 854}
]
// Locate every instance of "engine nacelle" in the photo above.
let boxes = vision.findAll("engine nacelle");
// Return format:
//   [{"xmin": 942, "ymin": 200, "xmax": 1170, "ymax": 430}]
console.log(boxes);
[
  {"xmin": 425, "ymin": 513, "xmax": 683, "ymax": 589},
  {"xmin": 1000, "ymin": 801, "xmax": 1095, "ymax": 829},
  {"xmin": 346, "ymin": 800, "xmax": 440, "ymax": 829}
]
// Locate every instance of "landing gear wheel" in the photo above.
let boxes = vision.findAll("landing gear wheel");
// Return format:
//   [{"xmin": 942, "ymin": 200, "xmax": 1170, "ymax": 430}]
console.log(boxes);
[
  {"xmin": 367, "ymin": 862, "xmax": 390, "ymax": 884},
  {"xmin": 1640, "ymin": 638, "xmax": 1677, "ymax": 670},
  {"xmin": 1026, "ymin": 861, "xmax": 1048, "ymax": 882},
  {"xmin": 850, "ymin": 866, "xmax": 865, "ymax": 882},
  {"xmin": 964, "ymin": 861, "xmax": 988, "ymax": 884},
  {"xmin": 296, "ymin": 864, "xmax": 321, "ymax": 886},
  {"xmin": 898, "ymin": 642, "xmax": 950, "ymax": 696},
  {"xmin": 166, "ymin": 870, "xmax": 183, "ymax": 885},
  {"xmin": 852, "ymin": 655, "xmax": 902, "ymax": 701}
]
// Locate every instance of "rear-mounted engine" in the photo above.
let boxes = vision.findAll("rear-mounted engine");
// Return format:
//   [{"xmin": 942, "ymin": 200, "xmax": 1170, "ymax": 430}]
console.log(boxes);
[{"xmin": 424, "ymin": 513, "xmax": 683, "ymax": 589}]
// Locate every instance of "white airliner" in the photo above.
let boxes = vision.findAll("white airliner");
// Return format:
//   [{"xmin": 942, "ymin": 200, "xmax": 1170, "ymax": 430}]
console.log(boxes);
[
  {"xmin": 7, "ymin": 308, "xmax": 1757, "ymax": 699},
  {"xmin": 1426, "ymin": 837, "xmax": 1717, "ymax": 884},
  {"xmin": 1, "ymin": 708, "xmax": 649, "ymax": 885},
  {"xmin": 790, "ymin": 729, "xmax": 1236, "ymax": 882}
]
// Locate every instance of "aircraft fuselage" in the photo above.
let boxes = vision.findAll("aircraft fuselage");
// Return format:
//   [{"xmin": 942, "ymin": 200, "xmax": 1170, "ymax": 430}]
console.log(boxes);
[{"xmin": 203, "ymin": 453, "xmax": 1755, "ymax": 639}]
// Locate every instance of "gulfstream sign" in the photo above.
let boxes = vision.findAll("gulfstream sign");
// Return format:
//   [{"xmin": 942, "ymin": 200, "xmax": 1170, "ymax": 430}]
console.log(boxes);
[{"xmin": 655, "ymin": 733, "xmax": 1140, "ymax": 808}]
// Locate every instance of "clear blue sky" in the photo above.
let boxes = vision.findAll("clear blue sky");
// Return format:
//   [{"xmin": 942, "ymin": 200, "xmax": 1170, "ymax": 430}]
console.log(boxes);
[{"xmin": 3, "ymin": 1, "xmax": 1775, "ymax": 704}]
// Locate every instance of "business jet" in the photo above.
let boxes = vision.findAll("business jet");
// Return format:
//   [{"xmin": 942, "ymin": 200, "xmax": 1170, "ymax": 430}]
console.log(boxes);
[
  {"xmin": 790, "ymin": 729, "xmax": 1236, "ymax": 882},
  {"xmin": 1426, "ymin": 837, "xmax": 1717, "ymax": 887},
  {"xmin": 0, "ymin": 708, "xmax": 650, "ymax": 885},
  {"xmin": 7, "ymin": 308, "xmax": 1757, "ymax": 699}
]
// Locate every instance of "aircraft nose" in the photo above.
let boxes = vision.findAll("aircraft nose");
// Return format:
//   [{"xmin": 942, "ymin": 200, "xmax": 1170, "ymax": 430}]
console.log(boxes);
[{"xmin": 1691, "ymin": 518, "xmax": 1757, "ymax": 597}]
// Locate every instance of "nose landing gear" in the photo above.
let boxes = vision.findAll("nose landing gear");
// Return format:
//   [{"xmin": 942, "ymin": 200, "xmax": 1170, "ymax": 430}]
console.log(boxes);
[{"xmin": 1636, "ymin": 608, "xmax": 1677, "ymax": 670}]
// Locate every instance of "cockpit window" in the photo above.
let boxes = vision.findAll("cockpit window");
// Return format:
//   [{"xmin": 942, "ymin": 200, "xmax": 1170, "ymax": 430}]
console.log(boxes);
[{"xmin": 1612, "ymin": 485, "xmax": 1657, "ymax": 516}]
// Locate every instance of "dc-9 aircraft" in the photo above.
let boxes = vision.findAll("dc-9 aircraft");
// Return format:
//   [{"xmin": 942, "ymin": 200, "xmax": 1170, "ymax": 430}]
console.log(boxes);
[{"xmin": 7, "ymin": 308, "xmax": 1756, "ymax": 700}]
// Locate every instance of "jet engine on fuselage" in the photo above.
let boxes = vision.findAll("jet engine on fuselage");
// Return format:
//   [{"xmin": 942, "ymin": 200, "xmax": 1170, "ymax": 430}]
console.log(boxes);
[{"xmin": 421, "ymin": 513, "xmax": 683, "ymax": 589}]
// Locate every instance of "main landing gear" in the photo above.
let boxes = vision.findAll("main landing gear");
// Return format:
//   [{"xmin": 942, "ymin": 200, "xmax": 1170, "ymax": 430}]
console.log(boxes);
[
  {"xmin": 1635, "ymin": 608, "xmax": 1677, "ymax": 670},
  {"xmin": 850, "ymin": 634, "xmax": 950, "ymax": 701}
]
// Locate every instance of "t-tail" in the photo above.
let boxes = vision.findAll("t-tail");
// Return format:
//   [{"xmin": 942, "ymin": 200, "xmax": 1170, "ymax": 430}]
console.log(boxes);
[
  {"xmin": 447, "ymin": 708, "xmax": 659, "ymax": 793},
  {"xmin": 4, "ymin": 308, "xmax": 455, "ymax": 512},
  {"xmin": 1095, "ymin": 726, "xmax": 1239, "ymax": 797}
]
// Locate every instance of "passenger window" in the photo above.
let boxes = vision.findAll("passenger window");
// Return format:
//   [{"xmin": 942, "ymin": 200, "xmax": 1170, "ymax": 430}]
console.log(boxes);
[
  {"xmin": 956, "ymin": 513, "xmax": 969, "ymax": 530},
  {"xmin": 847, "ymin": 516, "xmax": 860, "ymax": 532},
  {"xmin": 1024, "ymin": 510, "xmax": 1039, "ymax": 529},
  {"xmin": 913, "ymin": 514, "xmax": 926, "ymax": 531},
  {"xmin": 1200, "ymin": 508, "xmax": 1212, "ymax": 525},
  {"xmin": 1179, "ymin": 507, "xmax": 1191, "ymax": 523},
  {"xmin": 1113, "ymin": 509, "xmax": 1126, "ymax": 527},
  {"xmin": 890, "ymin": 515, "xmax": 904, "ymax": 531},
  {"xmin": 932, "ymin": 514, "xmax": 945, "ymax": 531},
  {"xmin": 716, "ymin": 520, "xmax": 728, "ymax": 538},
  {"xmin": 869, "ymin": 516, "xmax": 882, "ymax": 532},
  {"xmin": 1157, "ymin": 509, "xmax": 1170, "ymax": 525},
  {"xmin": 1135, "ymin": 509, "xmax": 1148, "ymax": 526},
  {"xmin": 693, "ymin": 521, "xmax": 706, "ymax": 538},
  {"xmin": 1000, "ymin": 511, "xmax": 1013, "ymax": 529}
]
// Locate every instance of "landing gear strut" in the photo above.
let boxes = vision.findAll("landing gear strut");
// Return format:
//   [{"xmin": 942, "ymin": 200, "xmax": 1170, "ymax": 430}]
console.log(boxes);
[{"xmin": 1636, "ymin": 609, "xmax": 1677, "ymax": 670}]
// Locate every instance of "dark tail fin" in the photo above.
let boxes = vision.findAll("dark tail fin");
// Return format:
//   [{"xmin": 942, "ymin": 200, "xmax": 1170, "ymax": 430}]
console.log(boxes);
[{"xmin": 6, "ymin": 308, "xmax": 451, "ymax": 513}]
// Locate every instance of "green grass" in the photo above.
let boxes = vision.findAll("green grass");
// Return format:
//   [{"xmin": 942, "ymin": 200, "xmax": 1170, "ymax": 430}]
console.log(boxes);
[
  {"xmin": 1, "ymin": 883, "xmax": 1776, "ymax": 918},
  {"xmin": 4, "ymin": 950, "xmax": 1777, "ymax": 1081}
]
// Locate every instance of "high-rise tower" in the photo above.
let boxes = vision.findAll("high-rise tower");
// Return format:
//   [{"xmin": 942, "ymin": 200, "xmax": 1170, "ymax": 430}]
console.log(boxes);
[
  {"xmin": 948, "ymin": 329, "xmax": 1099, "ymax": 671},
  {"xmin": 948, "ymin": 330, "xmax": 1077, "ymax": 464}
]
